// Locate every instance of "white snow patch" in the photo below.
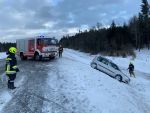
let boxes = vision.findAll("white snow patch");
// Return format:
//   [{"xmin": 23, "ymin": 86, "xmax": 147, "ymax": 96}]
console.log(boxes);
[
  {"xmin": 44, "ymin": 49, "xmax": 150, "ymax": 113},
  {"xmin": 106, "ymin": 49, "xmax": 150, "ymax": 74},
  {"xmin": 15, "ymin": 75, "xmax": 25, "ymax": 87},
  {"xmin": 0, "ymin": 73, "xmax": 25, "ymax": 112},
  {"xmin": 0, "ymin": 91, "xmax": 12, "ymax": 111},
  {"xmin": 0, "ymin": 52, "xmax": 7, "ymax": 60}
]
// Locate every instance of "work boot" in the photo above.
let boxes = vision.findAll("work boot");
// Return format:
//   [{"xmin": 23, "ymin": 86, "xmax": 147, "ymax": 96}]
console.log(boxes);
[
  {"xmin": 10, "ymin": 82, "xmax": 16, "ymax": 89},
  {"xmin": 7, "ymin": 80, "xmax": 11, "ymax": 89}
]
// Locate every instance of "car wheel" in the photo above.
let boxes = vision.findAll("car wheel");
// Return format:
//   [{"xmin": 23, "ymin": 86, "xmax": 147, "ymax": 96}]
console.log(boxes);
[
  {"xmin": 91, "ymin": 63, "xmax": 97, "ymax": 69},
  {"xmin": 115, "ymin": 75, "xmax": 122, "ymax": 82}
]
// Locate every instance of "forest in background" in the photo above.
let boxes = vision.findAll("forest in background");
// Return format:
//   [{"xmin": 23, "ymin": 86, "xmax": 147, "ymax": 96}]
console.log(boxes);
[
  {"xmin": 60, "ymin": 0, "xmax": 150, "ymax": 57},
  {"xmin": 0, "ymin": 42, "xmax": 16, "ymax": 52},
  {"xmin": 0, "ymin": 0, "xmax": 149, "ymax": 57}
]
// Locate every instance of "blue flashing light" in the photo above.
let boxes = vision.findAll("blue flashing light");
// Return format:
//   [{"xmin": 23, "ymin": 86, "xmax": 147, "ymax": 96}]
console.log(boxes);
[{"xmin": 38, "ymin": 35, "xmax": 45, "ymax": 38}]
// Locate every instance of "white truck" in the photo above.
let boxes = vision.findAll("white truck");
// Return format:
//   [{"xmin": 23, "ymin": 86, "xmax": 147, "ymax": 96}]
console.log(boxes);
[{"xmin": 16, "ymin": 36, "xmax": 59, "ymax": 60}]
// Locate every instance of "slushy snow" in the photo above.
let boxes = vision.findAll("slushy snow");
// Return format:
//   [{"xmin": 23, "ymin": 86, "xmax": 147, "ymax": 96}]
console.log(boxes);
[{"xmin": 0, "ymin": 52, "xmax": 6, "ymax": 60}]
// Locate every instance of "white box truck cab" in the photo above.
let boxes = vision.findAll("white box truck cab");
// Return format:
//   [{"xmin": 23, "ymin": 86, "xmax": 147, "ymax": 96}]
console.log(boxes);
[{"xmin": 17, "ymin": 36, "xmax": 59, "ymax": 60}]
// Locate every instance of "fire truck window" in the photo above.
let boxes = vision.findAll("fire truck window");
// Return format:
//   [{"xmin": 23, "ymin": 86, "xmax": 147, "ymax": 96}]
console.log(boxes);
[
  {"xmin": 37, "ymin": 39, "xmax": 41, "ymax": 45},
  {"xmin": 51, "ymin": 39, "xmax": 57, "ymax": 45},
  {"xmin": 30, "ymin": 40, "xmax": 34, "ymax": 46}
]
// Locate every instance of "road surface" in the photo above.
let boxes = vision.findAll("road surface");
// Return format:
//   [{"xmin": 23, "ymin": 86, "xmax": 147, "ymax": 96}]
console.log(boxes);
[{"xmin": 0, "ymin": 50, "xmax": 150, "ymax": 113}]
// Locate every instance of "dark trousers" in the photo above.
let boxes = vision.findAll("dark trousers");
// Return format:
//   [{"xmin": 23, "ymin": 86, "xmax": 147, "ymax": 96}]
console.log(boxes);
[
  {"xmin": 59, "ymin": 52, "xmax": 62, "ymax": 57},
  {"xmin": 129, "ymin": 70, "xmax": 135, "ymax": 77},
  {"xmin": 7, "ymin": 74, "xmax": 16, "ymax": 89}
]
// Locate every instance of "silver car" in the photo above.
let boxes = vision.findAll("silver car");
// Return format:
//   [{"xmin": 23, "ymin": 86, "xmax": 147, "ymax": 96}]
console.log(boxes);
[{"xmin": 91, "ymin": 56, "xmax": 130, "ymax": 84}]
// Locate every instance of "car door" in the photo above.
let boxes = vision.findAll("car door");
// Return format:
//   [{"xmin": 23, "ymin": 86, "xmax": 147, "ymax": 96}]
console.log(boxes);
[{"xmin": 108, "ymin": 62, "xmax": 120, "ymax": 77}]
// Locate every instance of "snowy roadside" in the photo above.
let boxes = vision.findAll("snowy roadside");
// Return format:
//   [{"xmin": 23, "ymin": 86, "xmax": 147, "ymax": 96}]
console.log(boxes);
[
  {"xmin": 106, "ymin": 50, "xmax": 150, "ymax": 75},
  {"xmin": 0, "ymin": 73, "xmax": 12, "ymax": 112},
  {"xmin": 0, "ymin": 70, "xmax": 26, "ymax": 113},
  {"xmin": 0, "ymin": 52, "xmax": 6, "ymax": 60},
  {"xmin": 44, "ymin": 49, "xmax": 150, "ymax": 113},
  {"xmin": 64, "ymin": 49, "xmax": 150, "ymax": 75},
  {"xmin": 0, "ymin": 90, "xmax": 11, "ymax": 111},
  {"xmin": 0, "ymin": 52, "xmax": 10, "ymax": 111},
  {"xmin": 0, "ymin": 49, "xmax": 150, "ymax": 113}
]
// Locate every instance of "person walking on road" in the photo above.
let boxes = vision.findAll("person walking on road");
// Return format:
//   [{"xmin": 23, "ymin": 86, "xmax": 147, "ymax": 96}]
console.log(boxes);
[
  {"xmin": 128, "ymin": 62, "xmax": 135, "ymax": 77},
  {"xmin": 58, "ymin": 45, "xmax": 63, "ymax": 58},
  {"xmin": 5, "ymin": 47, "xmax": 19, "ymax": 89}
]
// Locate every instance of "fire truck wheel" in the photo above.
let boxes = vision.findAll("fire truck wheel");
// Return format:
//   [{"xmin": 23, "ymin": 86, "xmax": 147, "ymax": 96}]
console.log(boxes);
[
  {"xmin": 20, "ymin": 53, "xmax": 27, "ymax": 60},
  {"xmin": 34, "ymin": 53, "xmax": 42, "ymax": 61}
]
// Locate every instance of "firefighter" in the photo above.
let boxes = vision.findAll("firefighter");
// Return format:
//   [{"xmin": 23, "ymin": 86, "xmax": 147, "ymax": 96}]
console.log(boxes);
[
  {"xmin": 58, "ymin": 45, "xmax": 63, "ymax": 58},
  {"xmin": 5, "ymin": 47, "xmax": 19, "ymax": 89},
  {"xmin": 128, "ymin": 62, "xmax": 135, "ymax": 77}
]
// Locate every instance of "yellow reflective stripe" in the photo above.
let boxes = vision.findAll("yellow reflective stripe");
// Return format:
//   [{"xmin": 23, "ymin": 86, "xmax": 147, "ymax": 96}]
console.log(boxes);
[
  {"xmin": 5, "ymin": 58, "xmax": 12, "ymax": 60},
  {"xmin": 7, "ymin": 65, "xmax": 10, "ymax": 71},
  {"xmin": 6, "ymin": 71, "xmax": 16, "ymax": 74},
  {"xmin": 6, "ymin": 71, "xmax": 16, "ymax": 72},
  {"xmin": 12, "ymin": 66, "xmax": 17, "ymax": 69}
]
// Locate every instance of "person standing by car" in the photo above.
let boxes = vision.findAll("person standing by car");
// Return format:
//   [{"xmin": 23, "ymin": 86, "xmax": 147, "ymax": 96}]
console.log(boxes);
[
  {"xmin": 128, "ymin": 62, "xmax": 135, "ymax": 77},
  {"xmin": 58, "ymin": 45, "xmax": 63, "ymax": 58},
  {"xmin": 5, "ymin": 47, "xmax": 19, "ymax": 89}
]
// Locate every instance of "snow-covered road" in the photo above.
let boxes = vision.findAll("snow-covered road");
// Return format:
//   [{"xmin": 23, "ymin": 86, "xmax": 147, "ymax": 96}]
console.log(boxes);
[
  {"xmin": 0, "ymin": 49, "xmax": 150, "ymax": 113},
  {"xmin": 0, "ymin": 60, "xmax": 50, "ymax": 113}
]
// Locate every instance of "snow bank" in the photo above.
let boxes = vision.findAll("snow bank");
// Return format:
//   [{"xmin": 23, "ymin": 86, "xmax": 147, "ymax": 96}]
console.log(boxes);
[
  {"xmin": 106, "ymin": 49, "xmax": 150, "ymax": 75},
  {"xmin": 0, "ymin": 52, "xmax": 7, "ymax": 60},
  {"xmin": 45, "ymin": 49, "xmax": 150, "ymax": 113}
]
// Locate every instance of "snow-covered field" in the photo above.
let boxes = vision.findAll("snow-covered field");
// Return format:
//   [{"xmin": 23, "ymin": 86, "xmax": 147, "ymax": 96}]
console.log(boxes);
[
  {"xmin": 0, "ymin": 49, "xmax": 150, "ymax": 113},
  {"xmin": 107, "ymin": 49, "xmax": 150, "ymax": 74},
  {"xmin": 43, "ymin": 49, "xmax": 150, "ymax": 113},
  {"xmin": 0, "ymin": 52, "xmax": 6, "ymax": 60}
]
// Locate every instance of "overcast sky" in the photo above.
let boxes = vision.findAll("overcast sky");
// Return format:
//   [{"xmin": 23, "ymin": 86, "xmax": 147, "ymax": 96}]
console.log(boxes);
[{"xmin": 0, "ymin": 0, "xmax": 148, "ymax": 42}]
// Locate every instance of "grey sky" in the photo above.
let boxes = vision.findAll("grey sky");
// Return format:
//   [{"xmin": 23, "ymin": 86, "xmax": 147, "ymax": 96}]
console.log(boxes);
[{"xmin": 0, "ymin": 0, "xmax": 147, "ymax": 42}]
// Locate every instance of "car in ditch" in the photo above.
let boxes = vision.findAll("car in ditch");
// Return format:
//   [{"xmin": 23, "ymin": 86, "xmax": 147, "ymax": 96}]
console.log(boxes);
[{"xmin": 91, "ymin": 56, "xmax": 130, "ymax": 84}]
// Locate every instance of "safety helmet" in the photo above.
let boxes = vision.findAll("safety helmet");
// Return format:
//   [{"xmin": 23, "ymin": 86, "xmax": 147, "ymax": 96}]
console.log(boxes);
[
  {"xmin": 9, "ymin": 47, "xmax": 17, "ymax": 54},
  {"xmin": 130, "ymin": 62, "xmax": 133, "ymax": 64}
]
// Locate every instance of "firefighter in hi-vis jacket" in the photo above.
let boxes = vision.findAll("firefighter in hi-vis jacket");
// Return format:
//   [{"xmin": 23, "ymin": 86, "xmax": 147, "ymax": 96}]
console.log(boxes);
[{"xmin": 5, "ymin": 47, "xmax": 19, "ymax": 89}]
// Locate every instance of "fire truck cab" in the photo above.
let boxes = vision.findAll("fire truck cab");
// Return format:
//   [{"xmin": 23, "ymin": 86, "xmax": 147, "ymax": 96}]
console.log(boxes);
[{"xmin": 17, "ymin": 36, "xmax": 59, "ymax": 60}]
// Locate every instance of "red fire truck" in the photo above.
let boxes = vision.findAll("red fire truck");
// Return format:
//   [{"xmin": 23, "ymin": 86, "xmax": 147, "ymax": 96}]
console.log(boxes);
[{"xmin": 16, "ymin": 36, "xmax": 59, "ymax": 60}]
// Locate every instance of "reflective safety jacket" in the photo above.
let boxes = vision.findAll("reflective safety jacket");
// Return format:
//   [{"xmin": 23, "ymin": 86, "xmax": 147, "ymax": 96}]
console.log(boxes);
[
  {"xmin": 128, "ymin": 64, "xmax": 134, "ymax": 72},
  {"xmin": 5, "ymin": 54, "xmax": 18, "ymax": 75}
]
